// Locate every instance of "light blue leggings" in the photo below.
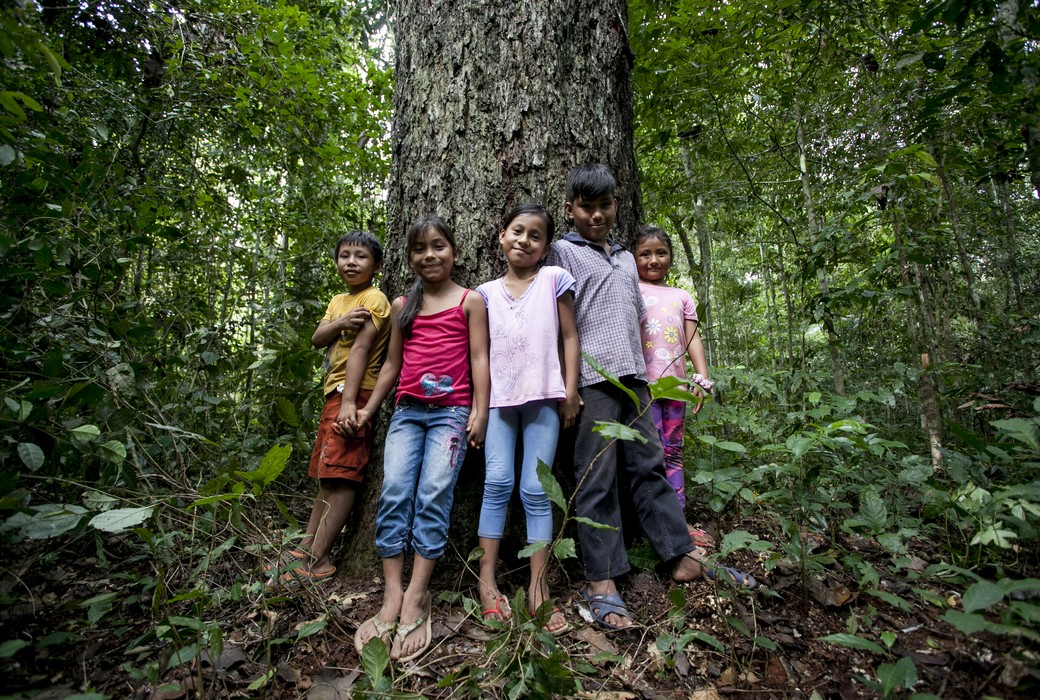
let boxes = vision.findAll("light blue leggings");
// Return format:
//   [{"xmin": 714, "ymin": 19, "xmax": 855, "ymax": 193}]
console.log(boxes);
[{"xmin": 478, "ymin": 399, "xmax": 560, "ymax": 543}]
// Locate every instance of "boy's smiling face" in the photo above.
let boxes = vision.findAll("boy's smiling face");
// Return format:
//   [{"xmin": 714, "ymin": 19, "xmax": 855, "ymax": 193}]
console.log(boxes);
[
  {"xmin": 337, "ymin": 242, "xmax": 380, "ymax": 293},
  {"xmin": 566, "ymin": 193, "xmax": 618, "ymax": 249}
]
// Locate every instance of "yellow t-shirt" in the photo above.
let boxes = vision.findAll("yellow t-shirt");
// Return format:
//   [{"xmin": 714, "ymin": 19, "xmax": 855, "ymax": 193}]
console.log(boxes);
[{"xmin": 321, "ymin": 286, "xmax": 392, "ymax": 395}]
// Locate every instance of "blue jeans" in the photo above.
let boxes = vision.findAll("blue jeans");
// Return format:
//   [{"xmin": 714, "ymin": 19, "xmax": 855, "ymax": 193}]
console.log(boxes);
[
  {"xmin": 478, "ymin": 399, "xmax": 559, "ymax": 543},
  {"xmin": 375, "ymin": 400, "xmax": 470, "ymax": 559}
]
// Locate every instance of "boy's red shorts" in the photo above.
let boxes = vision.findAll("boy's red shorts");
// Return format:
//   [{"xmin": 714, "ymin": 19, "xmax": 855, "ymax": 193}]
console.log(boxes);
[{"xmin": 308, "ymin": 389, "xmax": 374, "ymax": 483}]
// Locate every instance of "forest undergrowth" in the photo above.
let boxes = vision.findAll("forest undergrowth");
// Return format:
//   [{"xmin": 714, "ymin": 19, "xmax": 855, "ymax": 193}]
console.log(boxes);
[{"xmin": 2, "ymin": 368, "xmax": 1039, "ymax": 699}]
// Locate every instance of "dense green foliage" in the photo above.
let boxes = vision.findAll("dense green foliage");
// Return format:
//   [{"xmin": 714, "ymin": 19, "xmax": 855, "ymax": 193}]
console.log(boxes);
[{"xmin": 1, "ymin": 0, "xmax": 1039, "ymax": 696}]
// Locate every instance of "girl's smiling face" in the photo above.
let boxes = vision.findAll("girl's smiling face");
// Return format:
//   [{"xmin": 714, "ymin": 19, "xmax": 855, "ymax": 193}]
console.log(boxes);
[
  {"xmin": 409, "ymin": 227, "xmax": 457, "ymax": 283},
  {"xmin": 499, "ymin": 213, "xmax": 549, "ymax": 271},
  {"xmin": 635, "ymin": 236, "xmax": 672, "ymax": 284}
]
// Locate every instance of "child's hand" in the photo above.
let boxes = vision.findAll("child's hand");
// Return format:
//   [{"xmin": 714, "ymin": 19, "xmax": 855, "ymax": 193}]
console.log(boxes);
[
  {"xmin": 335, "ymin": 400, "xmax": 357, "ymax": 435},
  {"xmin": 559, "ymin": 392, "xmax": 582, "ymax": 428},
  {"xmin": 466, "ymin": 410, "xmax": 487, "ymax": 449},
  {"xmin": 691, "ymin": 386, "xmax": 706, "ymax": 415},
  {"xmin": 339, "ymin": 307, "xmax": 371, "ymax": 335},
  {"xmin": 354, "ymin": 407, "xmax": 372, "ymax": 431}
]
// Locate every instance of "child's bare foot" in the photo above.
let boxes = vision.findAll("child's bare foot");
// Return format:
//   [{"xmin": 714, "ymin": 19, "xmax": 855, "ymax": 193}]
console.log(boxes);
[
  {"xmin": 529, "ymin": 581, "xmax": 568, "ymax": 634},
  {"xmin": 478, "ymin": 578, "xmax": 510, "ymax": 622},
  {"xmin": 671, "ymin": 547, "xmax": 707, "ymax": 582},
  {"xmin": 391, "ymin": 589, "xmax": 432, "ymax": 661}
]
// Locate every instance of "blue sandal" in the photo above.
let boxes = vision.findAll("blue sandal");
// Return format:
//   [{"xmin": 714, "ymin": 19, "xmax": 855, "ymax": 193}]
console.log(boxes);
[
  {"xmin": 580, "ymin": 588, "xmax": 634, "ymax": 630},
  {"xmin": 704, "ymin": 564, "xmax": 758, "ymax": 589}
]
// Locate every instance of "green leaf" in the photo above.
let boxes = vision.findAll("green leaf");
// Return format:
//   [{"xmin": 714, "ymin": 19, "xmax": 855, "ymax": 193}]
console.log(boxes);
[
  {"xmin": 818, "ymin": 633, "xmax": 885, "ymax": 654},
  {"xmin": 235, "ymin": 444, "xmax": 291, "ymax": 493},
  {"xmin": 942, "ymin": 609, "xmax": 990, "ymax": 635},
  {"xmin": 166, "ymin": 643, "xmax": 199, "ymax": 670},
  {"xmin": 714, "ymin": 440, "xmax": 746, "ymax": 453},
  {"xmin": 689, "ymin": 630, "xmax": 725, "ymax": 652},
  {"xmin": 961, "ymin": 580, "xmax": 1004, "ymax": 613},
  {"xmin": 70, "ymin": 424, "xmax": 101, "ymax": 443},
  {"xmin": 593, "ymin": 420, "xmax": 648, "ymax": 444},
  {"xmin": 360, "ymin": 634, "xmax": 389, "ymax": 680},
  {"xmin": 297, "ymin": 619, "xmax": 326, "ymax": 640},
  {"xmin": 990, "ymin": 418, "xmax": 1040, "ymax": 451},
  {"xmin": 0, "ymin": 144, "xmax": 15, "ymax": 166},
  {"xmin": 0, "ymin": 640, "xmax": 30, "ymax": 659},
  {"xmin": 857, "ymin": 489, "xmax": 888, "ymax": 532},
  {"xmin": 16, "ymin": 504, "xmax": 88, "ymax": 539},
  {"xmin": 649, "ymin": 376, "xmax": 700, "ymax": 402},
  {"xmin": 536, "ymin": 460, "xmax": 567, "ymax": 511},
  {"xmin": 877, "ymin": 656, "xmax": 917, "ymax": 696},
  {"xmin": 719, "ymin": 530, "xmax": 769, "ymax": 556},
  {"xmin": 18, "ymin": 443, "xmax": 44, "ymax": 471},
  {"xmin": 275, "ymin": 397, "xmax": 300, "ymax": 427},
  {"xmin": 572, "ymin": 516, "xmax": 616, "ymax": 530},
  {"xmin": 583, "ymin": 352, "xmax": 639, "ymax": 406},
  {"xmin": 552, "ymin": 537, "xmax": 577, "ymax": 560},
  {"xmin": 99, "ymin": 440, "xmax": 127, "ymax": 465},
  {"xmin": 517, "ymin": 541, "xmax": 547, "ymax": 558},
  {"xmin": 89, "ymin": 506, "xmax": 155, "ymax": 533}
]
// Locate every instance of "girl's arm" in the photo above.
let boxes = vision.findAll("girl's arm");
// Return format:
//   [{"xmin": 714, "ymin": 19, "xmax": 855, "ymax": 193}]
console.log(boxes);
[
  {"xmin": 334, "ymin": 317, "xmax": 379, "ymax": 434},
  {"xmin": 557, "ymin": 291, "xmax": 581, "ymax": 428},
  {"xmin": 464, "ymin": 290, "xmax": 490, "ymax": 448},
  {"xmin": 352, "ymin": 298, "xmax": 404, "ymax": 430},
  {"xmin": 684, "ymin": 318, "xmax": 710, "ymax": 415},
  {"xmin": 312, "ymin": 307, "xmax": 371, "ymax": 348}
]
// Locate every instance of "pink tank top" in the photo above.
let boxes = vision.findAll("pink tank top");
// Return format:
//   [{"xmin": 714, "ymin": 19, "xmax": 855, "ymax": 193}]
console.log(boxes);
[{"xmin": 396, "ymin": 290, "xmax": 472, "ymax": 407}]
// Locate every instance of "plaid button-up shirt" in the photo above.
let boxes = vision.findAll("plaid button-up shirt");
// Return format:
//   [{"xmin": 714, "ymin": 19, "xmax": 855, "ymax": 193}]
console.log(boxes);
[{"xmin": 546, "ymin": 232, "xmax": 647, "ymax": 388}]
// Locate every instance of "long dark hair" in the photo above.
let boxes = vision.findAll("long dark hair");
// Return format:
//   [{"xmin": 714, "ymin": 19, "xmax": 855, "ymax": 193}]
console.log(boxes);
[
  {"xmin": 397, "ymin": 215, "xmax": 458, "ymax": 339},
  {"xmin": 501, "ymin": 203, "xmax": 556, "ymax": 243}
]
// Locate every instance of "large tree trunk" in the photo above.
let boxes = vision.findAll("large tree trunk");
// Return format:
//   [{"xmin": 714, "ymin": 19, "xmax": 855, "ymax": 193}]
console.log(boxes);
[{"xmin": 341, "ymin": 0, "xmax": 642, "ymax": 574}]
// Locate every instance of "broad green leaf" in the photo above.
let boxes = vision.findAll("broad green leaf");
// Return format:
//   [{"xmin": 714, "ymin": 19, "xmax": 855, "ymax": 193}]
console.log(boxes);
[
  {"xmin": 69, "ymin": 424, "xmax": 101, "ymax": 443},
  {"xmin": 970, "ymin": 526, "xmax": 1018, "ymax": 548},
  {"xmin": 517, "ymin": 541, "xmax": 547, "ymax": 558},
  {"xmin": 714, "ymin": 441, "xmax": 746, "ymax": 453},
  {"xmin": 18, "ymin": 504, "xmax": 87, "ymax": 539},
  {"xmin": 857, "ymin": 489, "xmax": 888, "ymax": 532},
  {"xmin": 649, "ymin": 376, "xmax": 700, "ymax": 402},
  {"xmin": 296, "ymin": 619, "xmax": 326, "ymax": 640},
  {"xmin": 818, "ymin": 633, "xmax": 885, "ymax": 654},
  {"xmin": 536, "ymin": 460, "xmax": 566, "ymax": 511},
  {"xmin": 275, "ymin": 397, "xmax": 300, "ymax": 427},
  {"xmin": 877, "ymin": 656, "xmax": 917, "ymax": 696},
  {"xmin": 942, "ymin": 610, "xmax": 990, "ymax": 635},
  {"xmin": 720, "ymin": 530, "xmax": 769, "ymax": 556},
  {"xmin": 99, "ymin": 440, "xmax": 127, "ymax": 465},
  {"xmin": 689, "ymin": 630, "xmax": 725, "ymax": 652},
  {"xmin": 552, "ymin": 537, "xmax": 577, "ymax": 560},
  {"xmin": 236, "ymin": 444, "xmax": 291, "ymax": 493},
  {"xmin": 89, "ymin": 506, "xmax": 155, "ymax": 533},
  {"xmin": 0, "ymin": 640, "xmax": 30, "ymax": 659},
  {"xmin": 961, "ymin": 580, "xmax": 1004, "ymax": 613},
  {"xmin": 360, "ymin": 634, "xmax": 390, "ymax": 680},
  {"xmin": 583, "ymin": 352, "xmax": 639, "ymax": 406},
  {"xmin": 0, "ymin": 144, "xmax": 15, "ymax": 166},
  {"xmin": 166, "ymin": 643, "xmax": 199, "ymax": 670},
  {"xmin": 18, "ymin": 443, "xmax": 44, "ymax": 471},
  {"xmin": 592, "ymin": 420, "xmax": 648, "ymax": 444},
  {"xmin": 990, "ymin": 418, "xmax": 1040, "ymax": 451}
]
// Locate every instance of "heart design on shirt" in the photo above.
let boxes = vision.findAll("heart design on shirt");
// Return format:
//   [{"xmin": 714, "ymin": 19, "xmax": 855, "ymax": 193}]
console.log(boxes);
[{"xmin": 420, "ymin": 373, "xmax": 455, "ymax": 397}]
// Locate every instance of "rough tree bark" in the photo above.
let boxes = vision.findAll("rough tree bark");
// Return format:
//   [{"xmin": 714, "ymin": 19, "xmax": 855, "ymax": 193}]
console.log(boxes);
[{"xmin": 340, "ymin": 0, "xmax": 642, "ymax": 574}]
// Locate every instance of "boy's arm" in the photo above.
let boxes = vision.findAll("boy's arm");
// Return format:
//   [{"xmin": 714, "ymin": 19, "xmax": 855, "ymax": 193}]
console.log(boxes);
[
  {"xmin": 312, "ymin": 307, "xmax": 371, "ymax": 348},
  {"xmin": 684, "ymin": 318, "xmax": 710, "ymax": 415},
  {"xmin": 557, "ymin": 291, "xmax": 581, "ymax": 428},
  {"xmin": 334, "ymin": 317, "xmax": 380, "ymax": 434},
  {"xmin": 353, "ymin": 298, "xmax": 404, "ymax": 429},
  {"xmin": 464, "ymin": 291, "xmax": 490, "ymax": 448}
]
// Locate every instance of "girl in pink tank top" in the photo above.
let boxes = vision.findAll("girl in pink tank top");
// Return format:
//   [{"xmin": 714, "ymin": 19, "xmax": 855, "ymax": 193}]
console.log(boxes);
[{"xmin": 349, "ymin": 215, "xmax": 490, "ymax": 663}]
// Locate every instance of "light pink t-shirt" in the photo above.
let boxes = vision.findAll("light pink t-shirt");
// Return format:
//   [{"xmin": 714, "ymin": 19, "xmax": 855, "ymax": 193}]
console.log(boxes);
[
  {"xmin": 478, "ymin": 266, "xmax": 576, "ymax": 408},
  {"xmin": 639, "ymin": 283, "xmax": 698, "ymax": 381}
]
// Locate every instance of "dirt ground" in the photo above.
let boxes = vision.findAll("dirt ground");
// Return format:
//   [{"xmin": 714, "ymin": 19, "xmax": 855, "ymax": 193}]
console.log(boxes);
[{"xmin": 1, "ymin": 519, "xmax": 1036, "ymax": 699}]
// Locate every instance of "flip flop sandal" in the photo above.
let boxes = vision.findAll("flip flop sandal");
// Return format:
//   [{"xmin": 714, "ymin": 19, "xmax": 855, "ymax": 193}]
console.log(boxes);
[
  {"xmin": 579, "ymin": 588, "xmax": 634, "ymax": 630},
  {"xmin": 267, "ymin": 564, "xmax": 336, "ymax": 593},
  {"xmin": 394, "ymin": 598, "xmax": 433, "ymax": 663},
  {"xmin": 482, "ymin": 595, "xmax": 512, "ymax": 624},
  {"xmin": 354, "ymin": 615, "xmax": 396, "ymax": 655},
  {"xmin": 262, "ymin": 548, "xmax": 309, "ymax": 577},
  {"xmin": 704, "ymin": 564, "xmax": 758, "ymax": 590},
  {"xmin": 688, "ymin": 526, "xmax": 715, "ymax": 550}
]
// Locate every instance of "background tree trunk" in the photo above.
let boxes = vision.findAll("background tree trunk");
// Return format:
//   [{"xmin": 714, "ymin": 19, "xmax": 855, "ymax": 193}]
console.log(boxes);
[{"xmin": 340, "ymin": 0, "xmax": 642, "ymax": 574}]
